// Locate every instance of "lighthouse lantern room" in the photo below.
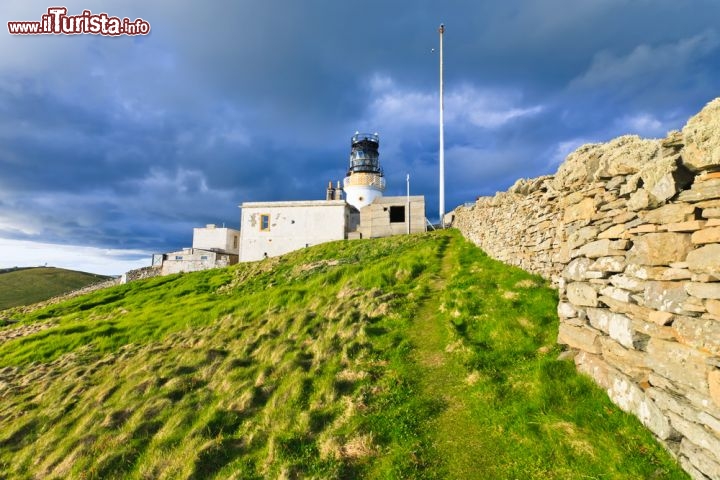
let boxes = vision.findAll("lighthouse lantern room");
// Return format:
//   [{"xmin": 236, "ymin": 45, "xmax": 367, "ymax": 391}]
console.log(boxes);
[{"xmin": 343, "ymin": 132, "xmax": 386, "ymax": 210}]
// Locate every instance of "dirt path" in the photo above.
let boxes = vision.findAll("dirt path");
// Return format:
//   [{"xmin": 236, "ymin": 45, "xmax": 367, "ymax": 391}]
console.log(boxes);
[{"xmin": 407, "ymin": 236, "xmax": 489, "ymax": 478}]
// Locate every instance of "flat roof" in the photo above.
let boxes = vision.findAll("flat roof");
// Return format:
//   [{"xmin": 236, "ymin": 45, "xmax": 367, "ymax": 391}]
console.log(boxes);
[{"xmin": 239, "ymin": 200, "xmax": 347, "ymax": 208}]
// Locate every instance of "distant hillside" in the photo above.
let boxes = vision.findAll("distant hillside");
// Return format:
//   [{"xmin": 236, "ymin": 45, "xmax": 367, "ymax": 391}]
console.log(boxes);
[
  {"xmin": 0, "ymin": 267, "xmax": 111, "ymax": 311},
  {"xmin": 0, "ymin": 231, "xmax": 687, "ymax": 479}
]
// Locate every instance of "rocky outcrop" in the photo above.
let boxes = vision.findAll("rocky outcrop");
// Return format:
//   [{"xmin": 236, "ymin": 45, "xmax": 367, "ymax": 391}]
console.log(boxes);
[{"xmin": 452, "ymin": 97, "xmax": 720, "ymax": 480}]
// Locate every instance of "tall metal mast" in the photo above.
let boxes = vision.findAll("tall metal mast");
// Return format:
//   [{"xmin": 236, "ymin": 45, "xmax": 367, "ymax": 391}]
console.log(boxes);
[{"xmin": 438, "ymin": 23, "xmax": 445, "ymax": 227}]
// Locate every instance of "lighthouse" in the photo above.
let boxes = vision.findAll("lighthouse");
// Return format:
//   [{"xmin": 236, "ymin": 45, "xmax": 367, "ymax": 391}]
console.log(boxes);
[{"xmin": 343, "ymin": 132, "xmax": 386, "ymax": 210}]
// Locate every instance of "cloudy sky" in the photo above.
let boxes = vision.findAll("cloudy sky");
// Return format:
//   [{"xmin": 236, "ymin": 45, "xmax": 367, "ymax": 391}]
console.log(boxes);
[{"xmin": 1, "ymin": 1, "xmax": 719, "ymax": 275}]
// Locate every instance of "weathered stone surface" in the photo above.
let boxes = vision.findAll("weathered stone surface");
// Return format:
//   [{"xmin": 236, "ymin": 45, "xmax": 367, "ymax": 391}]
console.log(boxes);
[
  {"xmin": 646, "ymin": 338, "xmax": 710, "ymax": 392},
  {"xmin": 600, "ymin": 286, "xmax": 634, "ymax": 304},
  {"xmin": 685, "ymin": 282, "xmax": 720, "ymax": 300},
  {"xmin": 667, "ymin": 220, "xmax": 707, "ymax": 232},
  {"xmin": 649, "ymin": 310, "xmax": 675, "ymax": 326},
  {"xmin": 703, "ymin": 207, "xmax": 720, "ymax": 218},
  {"xmin": 627, "ymin": 188, "xmax": 658, "ymax": 211},
  {"xmin": 686, "ymin": 244, "xmax": 720, "ymax": 275},
  {"xmin": 564, "ymin": 197, "xmax": 595, "ymax": 222},
  {"xmin": 558, "ymin": 324, "xmax": 601, "ymax": 353},
  {"xmin": 610, "ymin": 274, "xmax": 645, "ymax": 292},
  {"xmin": 680, "ymin": 438, "xmax": 720, "ymax": 480},
  {"xmin": 710, "ymin": 370, "xmax": 720, "ymax": 408},
  {"xmin": 641, "ymin": 155, "xmax": 694, "ymax": 203},
  {"xmin": 578, "ymin": 239, "xmax": 630, "ymax": 259},
  {"xmin": 682, "ymin": 97, "xmax": 720, "ymax": 172},
  {"xmin": 706, "ymin": 299, "xmax": 720, "ymax": 317},
  {"xmin": 598, "ymin": 224, "xmax": 625, "ymax": 239},
  {"xmin": 672, "ymin": 316, "xmax": 720, "ymax": 356},
  {"xmin": 575, "ymin": 351, "xmax": 615, "ymax": 390},
  {"xmin": 557, "ymin": 302, "xmax": 579, "ymax": 319},
  {"xmin": 589, "ymin": 256, "xmax": 625, "ymax": 273},
  {"xmin": 668, "ymin": 411, "xmax": 720, "ymax": 462},
  {"xmin": 627, "ymin": 233, "xmax": 693, "ymax": 266},
  {"xmin": 626, "ymin": 264, "xmax": 693, "ymax": 281},
  {"xmin": 678, "ymin": 178, "xmax": 720, "ymax": 202},
  {"xmin": 647, "ymin": 387, "xmax": 701, "ymax": 424},
  {"xmin": 600, "ymin": 295, "xmax": 654, "ymax": 321},
  {"xmin": 640, "ymin": 203, "xmax": 698, "ymax": 224},
  {"xmin": 691, "ymin": 226, "xmax": 720, "ymax": 244},
  {"xmin": 644, "ymin": 281, "xmax": 690, "ymax": 314},
  {"xmin": 600, "ymin": 337, "xmax": 649, "ymax": 380},
  {"xmin": 609, "ymin": 374, "xmax": 674, "ymax": 440},
  {"xmin": 566, "ymin": 282, "xmax": 598, "ymax": 307},
  {"xmin": 564, "ymin": 257, "xmax": 593, "ymax": 281}
]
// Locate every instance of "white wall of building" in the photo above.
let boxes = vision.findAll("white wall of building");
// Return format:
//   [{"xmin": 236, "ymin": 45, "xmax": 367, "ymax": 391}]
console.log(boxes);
[
  {"xmin": 239, "ymin": 200, "xmax": 347, "ymax": 262},
  {"xmin": 160, "ymin": 248, "xmax": 237, "ymax": 275},
  {"xmin": 192, "ymin": 225, "xmax": 240, "ymax": 254}
]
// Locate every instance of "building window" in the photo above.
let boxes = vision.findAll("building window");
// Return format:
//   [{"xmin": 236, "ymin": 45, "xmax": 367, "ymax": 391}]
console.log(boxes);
[
  {"xmin": 233, "ymin": 235, "xmax": 238, "ymax": 249},
  {"xmin": 175, "ymin": 256, "xmax": 183, "ymax": 260},
  {"xmin": 389, "ymin": 206, "xmax": 406, "ymax": 223},
  {"xmin": 200, "ymin": 255, "xmax": 208, "ymax": 260},
  {"xmin": 260, "ymin": 214, "xmax": 270, "ymax": 231}
]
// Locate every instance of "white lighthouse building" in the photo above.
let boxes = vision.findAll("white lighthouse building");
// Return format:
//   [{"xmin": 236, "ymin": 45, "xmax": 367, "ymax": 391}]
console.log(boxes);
[{"xmin": 343, "ymin": 132, "xmax": 386, "ymax": 210}]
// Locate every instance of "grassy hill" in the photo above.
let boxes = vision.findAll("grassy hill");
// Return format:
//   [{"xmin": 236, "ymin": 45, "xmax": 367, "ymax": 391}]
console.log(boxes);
[
  {"xmin": 0, "ymin": 230, "xmax": 687, "ymax": 479},
  {"xmin": 0, "ymin": 267, "xmax": 111, "ymax": 311}
]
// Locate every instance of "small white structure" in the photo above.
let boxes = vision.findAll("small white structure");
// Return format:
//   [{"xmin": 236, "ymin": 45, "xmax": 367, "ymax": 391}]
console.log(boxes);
[
  {"xmin": 192, "ymin": 224, "xmax": 240, "ymax": 253},
  {"xmin": 239, "ymin": 200, "xmax": 349, "ymax": 262},
  {"xmin": 152, "ymin": 224, "xmax": 241, "ymax": 275}
]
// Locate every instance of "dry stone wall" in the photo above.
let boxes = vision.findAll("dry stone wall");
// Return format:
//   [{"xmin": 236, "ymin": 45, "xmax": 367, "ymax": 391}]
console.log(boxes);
[{"xmin": 452, "ymin": 98, "xmax": 720, "ymax": 480}]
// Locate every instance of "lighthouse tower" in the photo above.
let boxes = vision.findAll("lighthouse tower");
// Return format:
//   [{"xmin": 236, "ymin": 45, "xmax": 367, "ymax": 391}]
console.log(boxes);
[{"xmin": 343, "ymin": 132, "xmax": 386, "ymax": 210}]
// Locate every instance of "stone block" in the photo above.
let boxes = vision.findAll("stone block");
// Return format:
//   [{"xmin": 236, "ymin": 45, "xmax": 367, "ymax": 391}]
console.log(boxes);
[
  {"xmin": 566, "ymin": 282, "xmax": 598, "ymax": 307},
  {"xmin": 610, "ymin": 274, "xmax": 645, "ymax": 292},
  {"xmin": 608, "ymin": 374, "xmax": 674, "ymax": 440},
  {"xmin": 626, "ymin": 264, "xmax": 692, "ymax": 281},
  {"xmin": 647, "ymin": 387, "xmax": 702, "ymax": 423},
  {"xmin": 558, "ymin": 323, "xmax": 602, "ymax": 353},
  {"xmin": 627, "ymin": 232, "xmax": 693, "ymax": 266},
  {"xmin": 682, "ymin": 98, "xmax": 720, "ymax": 172},
  {"xmin": 632, "ymin": 317, "xmax": 676, "ymax": 340},
  {"xmin": 627, "ymin": 188, "xmax": 659, "ymax": 211},
  {"xmin": 702, "ymin": 207, "xmax": 720, "ymax": 218},
  {"xmin": 710, "ymin": 370, "xmax": 720, "ymax": 408},
  {"xmin": 600, "ymin": 336, "xmax": 649, "ymax": 379},
  {"xmin": 691, "ymin": 226, "xmax": 720, "ymax": 244},
  {"xmin": 557, "ymin": 302, "xmax": 579, "ymax": 319},
  {"xmin": 685, "ymin": 282, "xmax": 720, "ymax": 300},
  {"xmin": 649, "ymin": 310, "xmax": 675, "ymax": 326},
  {"xmin": 564, "ymin": 257, "xmax": 593, "ymax": 281},
  {"xmin": 667, "ymin": 220, "xmax": 707, "ymax": 232},
  {"xmin": 706, "ymin": 299, "xmax": 720, "ymax": 316},
  {"xmin": 578, "ymin": 239, "xmax": 629, "ymax": 259},
  {"xmin": 600, "ymin": 286, "xmax": 634, "ymax": 304},
  {"xmin": 640, "ymin": 203, "xmax": 697, "ymax": 224},
  {"xmin": 686, "ymin": 244, "xmax": 720, "ymax": 275},
  {"xmin": 641, "ymin": 155, "xmax": 694, "ymax": 203},
  {"xmin": 644, "ymin": 281, "xmax": 690, "ymax": 314},
  {"xmin": 646, "ymin": 338, "xmax": 710, "ymax": 392},
  {"xmin": 600, "ymin": 295, "xmax": 654, "ymax": 321},
  {"xmin": 678, "ymin": 179, "xmax": 720, "ymax": 202},
  {"xmin": 672, "ymin": 316, "xmax": 720, "ymax": 356},
  {"xmin": 680, "ymin": 438, "xmax": 720, "ymax": 480},
  {"xmin": 589, "ymin": 256, "xmax": 625, "ymax": 273},
  {"xmin": 668, "ymin": 412, "xmax": 720, "ymax": 463},
  {"xmin": 598, "ymin": 223, "xmax": 625, "ymax": 239},
  {"xmin": 575, "ymin": 351, "xmax": 615, "ymax": 390},
  {"xmin": 564, "ymin": 197, "xmax": 595, "ymax": 222}
]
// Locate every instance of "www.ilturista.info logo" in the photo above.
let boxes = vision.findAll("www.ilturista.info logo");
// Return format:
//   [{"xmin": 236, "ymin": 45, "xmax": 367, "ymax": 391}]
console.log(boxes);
[{"xmin": 8, "ymin": 7, "xmax": 150, "ymax": 36}]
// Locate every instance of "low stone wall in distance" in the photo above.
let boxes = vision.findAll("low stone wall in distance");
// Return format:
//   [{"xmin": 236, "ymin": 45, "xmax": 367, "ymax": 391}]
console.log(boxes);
[{"xmin": 452, "ymin": 98, "xmax": 720, "ymax": 480}]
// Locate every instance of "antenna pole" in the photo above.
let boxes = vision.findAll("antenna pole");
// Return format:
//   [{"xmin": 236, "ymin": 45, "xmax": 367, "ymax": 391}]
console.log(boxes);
[{"xmin": 438, "ymin": 23, "xmax": 445, "ymax": 228}]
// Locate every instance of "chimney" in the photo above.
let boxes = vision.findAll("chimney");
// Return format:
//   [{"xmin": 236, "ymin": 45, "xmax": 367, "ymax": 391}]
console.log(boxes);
[{"xmin": 326, "ymin": 181, "xmax": 335, "ymax": 201}]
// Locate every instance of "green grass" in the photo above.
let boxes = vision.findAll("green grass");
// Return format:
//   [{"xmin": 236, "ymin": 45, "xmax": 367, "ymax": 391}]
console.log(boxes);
[
  {"xmin": 0, "ymin": 231, "xmax": 687, "ymax": 479},
  {"xmin": 0, "ymin": 267, "xmax": 111, "ymax": 311}
]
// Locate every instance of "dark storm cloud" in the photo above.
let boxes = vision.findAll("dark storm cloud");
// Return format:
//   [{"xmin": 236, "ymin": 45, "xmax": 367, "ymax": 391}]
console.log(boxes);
[{"xmin": 1, "ymin": 0, "xmax": 720, "ymax": 262}]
